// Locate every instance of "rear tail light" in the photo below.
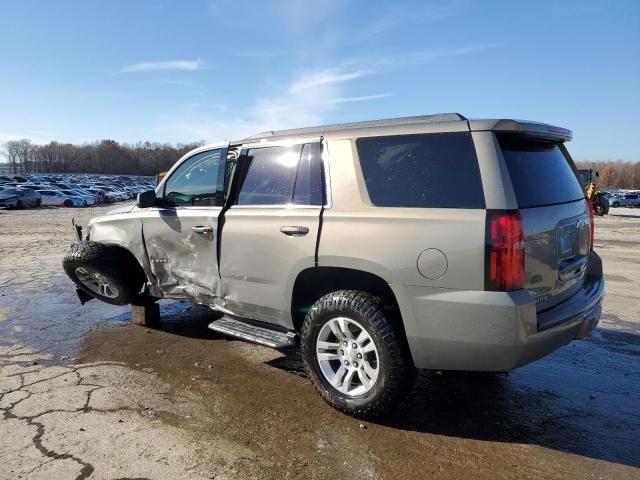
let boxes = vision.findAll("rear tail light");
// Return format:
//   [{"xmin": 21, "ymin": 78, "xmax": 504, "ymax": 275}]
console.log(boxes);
[
  {"xmin": 587, "ymin": 199, "xmax": 594, "ymax": 250},
  {"xmin": 485, "ymin": 210, "xmax": 525, "ymax": 291}
]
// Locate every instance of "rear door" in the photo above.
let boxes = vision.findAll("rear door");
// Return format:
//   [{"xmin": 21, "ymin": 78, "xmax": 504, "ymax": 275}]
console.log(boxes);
[
  {"xmin": 218, "ymin": 140, "xmax": 324, "ymax": 328},
  {"xmin": 498, "ymin": 134, "xmax": 590, "ymax": 313},
  {"xmin": 141, "ymin": 146, "xmax": 227, "ymax": 301}
]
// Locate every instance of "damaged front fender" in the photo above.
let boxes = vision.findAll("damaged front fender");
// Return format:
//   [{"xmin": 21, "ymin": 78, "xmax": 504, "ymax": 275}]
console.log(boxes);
[{"xmin": 86, "ymin": 209, "xmax": 162, "ymax": 298}]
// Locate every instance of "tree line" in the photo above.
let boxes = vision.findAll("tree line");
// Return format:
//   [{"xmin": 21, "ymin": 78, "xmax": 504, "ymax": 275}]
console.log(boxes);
[
  {"xmin": 575, "ymin": 161, "xmax": 640, "ymax": 190},
  {"xmin": 1, "ymin": 139, "xmax": 203, "ymax": 176}
]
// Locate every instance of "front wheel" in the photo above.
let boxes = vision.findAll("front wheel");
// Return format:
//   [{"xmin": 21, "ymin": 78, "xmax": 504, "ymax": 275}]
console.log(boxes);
[
  {"xmin": 63, "ymin": 241, "xmax": 145, "ymax": 305},
  {"xmin": 301, "ymin": 290, "xmax": 415, "ymax": 418},
  {"xmin": 612, "ymin": 201, "xmax": 620, "ymax": 208}
]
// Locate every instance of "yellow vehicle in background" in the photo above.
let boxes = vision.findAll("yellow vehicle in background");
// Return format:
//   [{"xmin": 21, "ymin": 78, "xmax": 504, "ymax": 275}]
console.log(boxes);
[
  {"xmin": 577, "ymin": 169, "xmax": 609, "ymax": 216},
  {"xmin": 155, "ymin": 171, "xmax": 168, "ymax": 186}
]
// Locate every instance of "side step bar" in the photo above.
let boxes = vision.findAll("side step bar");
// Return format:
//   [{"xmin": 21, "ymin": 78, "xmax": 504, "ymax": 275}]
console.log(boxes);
[{"xmin": 208, "ymin": 316, "xmax": 296, "ymax": 348}]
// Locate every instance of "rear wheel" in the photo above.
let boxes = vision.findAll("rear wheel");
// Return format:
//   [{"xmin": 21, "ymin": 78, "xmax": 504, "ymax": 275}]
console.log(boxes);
[
  {"xmin": 36, "ymin": 199, "xmax": 41, "ymax": 207},
  {"xmin": 612, "ymin": 201, "xmax": 620, "ymax": 208},
  {"xmin": 16, "ymin": 200, "xmax": 23, "ymax": 209},
  {"xmin": 63, "ymin": 199, "xmax": 73, "ymax": 207},
  {"xmin": 301, "ymin": 290, "xmax": 415, "ymax": 418},
  {"xmin": 63, "ymin": 241, "xmax": 145, "ymax": 305}
]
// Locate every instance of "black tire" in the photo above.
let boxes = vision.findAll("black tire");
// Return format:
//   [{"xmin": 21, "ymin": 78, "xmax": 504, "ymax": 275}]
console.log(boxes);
[
  {"xmin": 16, "ymin": 200, "xmax": 23, "ymax": 209},
  {"xmin": 63, "ymin": 199, "xmax": 73, "ymax": 207},
  {"xmin": 612, "ymin": 201, "xmax": 620, "ymax": 208},
  {"xmin": 62, "ymin": 241, "xmax": 145, "ymax": 305},
  {"xmin": 36, "ymin": 199, "xmax": 41, "ymax": 207},
  {"xmin": 593, "ymin": 202, "xmax": 605, "ymax": 216},
  {"xmin": 300, "ymin": 290, "xmax": 416, "ymax": 418}
]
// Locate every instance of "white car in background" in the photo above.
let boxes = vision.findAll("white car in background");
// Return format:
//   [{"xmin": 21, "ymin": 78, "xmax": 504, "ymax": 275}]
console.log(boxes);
[
  {"xmin": 37, "ymin": 189, "xmax": 87, "ymax": 207},
  {"xmin": 60, "ymin": 189, "xmax": 97, "ymax": 206}
]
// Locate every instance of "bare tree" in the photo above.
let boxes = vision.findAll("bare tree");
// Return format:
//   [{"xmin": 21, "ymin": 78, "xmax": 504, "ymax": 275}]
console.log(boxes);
[
  {"xmin": 2, "ymin": 141, "xmax": 20, "ymax": 174},
  {"xmin": 15, "ymin": 139, "xmax": 32, "ymax": 174}
]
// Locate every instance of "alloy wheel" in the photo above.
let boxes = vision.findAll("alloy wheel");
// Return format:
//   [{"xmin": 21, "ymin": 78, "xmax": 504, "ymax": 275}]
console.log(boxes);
[{"xmin": 316, "ymin": 316, "xmax": 379, "ymax": 397}]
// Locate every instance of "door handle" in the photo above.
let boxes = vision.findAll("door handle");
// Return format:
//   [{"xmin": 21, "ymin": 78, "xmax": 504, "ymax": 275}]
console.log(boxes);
[
  {"xmin": 192, "ymin": 225, "xmax": 213, "ymax": 234},
  {"xmin": 280, "ymin": 225, "xmax": 309, "ymax": 236}
]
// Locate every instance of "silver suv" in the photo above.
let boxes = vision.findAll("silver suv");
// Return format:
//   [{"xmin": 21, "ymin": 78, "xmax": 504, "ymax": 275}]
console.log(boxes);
[{"xmin": 63, "ymin": 113, "xmax": 604, "ymax": 417}]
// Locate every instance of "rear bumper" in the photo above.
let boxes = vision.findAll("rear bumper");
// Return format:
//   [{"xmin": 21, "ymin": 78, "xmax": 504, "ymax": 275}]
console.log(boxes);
[{"xmin": 393, "ymin": 251, "xmax": 604, "ymax": 371}]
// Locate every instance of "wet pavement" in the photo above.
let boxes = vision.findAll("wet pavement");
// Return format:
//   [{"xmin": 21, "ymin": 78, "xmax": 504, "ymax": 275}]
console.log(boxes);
[{"xmin": 0, "ymin": 205, "xmax": 639, "ymax": 479}]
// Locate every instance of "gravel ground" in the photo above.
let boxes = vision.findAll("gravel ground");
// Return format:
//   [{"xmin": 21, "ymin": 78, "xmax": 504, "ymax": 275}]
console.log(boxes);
[{"xmin": 0, "ymin": 204, "xmax": 639, "ymax": 480}]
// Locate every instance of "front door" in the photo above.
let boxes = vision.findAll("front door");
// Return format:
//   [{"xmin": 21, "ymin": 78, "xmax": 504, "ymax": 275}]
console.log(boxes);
[
  {"xmin": 219, "ymin": 141, "xmax": 325, "ymax": 328},
  {"xmin": 142, "ymin": 146, "xmax": 227, "ymax": 302}
]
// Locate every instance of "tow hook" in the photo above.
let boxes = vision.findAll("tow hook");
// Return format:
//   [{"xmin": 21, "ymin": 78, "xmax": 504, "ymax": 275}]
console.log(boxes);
[{"xmin": 71, "ymin": 218, "xmax": 83, "ymax": 242}]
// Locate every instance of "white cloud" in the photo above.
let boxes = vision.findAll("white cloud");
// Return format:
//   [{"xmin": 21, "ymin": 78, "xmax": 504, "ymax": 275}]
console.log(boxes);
[
  {"xmin": 288, "ymin": 69, "xmax": 372, "ymax": 94},
  {"xmin": 151, "ymin": 44, "xmax": 498, "ymax": 144},
  {"xmin": 120, "ymin": 60, "xmax": 204, "ymax": 73},
  {"xmin": 154, "ymin": 67, "xmax": 387, "ymax": 143},
  {"xmin": 320, "ymin": 93, "xmax": 394, "ymax": 105}
]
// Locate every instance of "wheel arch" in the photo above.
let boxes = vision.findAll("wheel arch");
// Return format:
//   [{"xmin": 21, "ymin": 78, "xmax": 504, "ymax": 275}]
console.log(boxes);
[
  {"xmin": 89, "ymin": 218, "xmax": 158, "ymax": 286},
  {"xmin": 291, "ymin": 267, "xmax": 410, "ymax": 351}
]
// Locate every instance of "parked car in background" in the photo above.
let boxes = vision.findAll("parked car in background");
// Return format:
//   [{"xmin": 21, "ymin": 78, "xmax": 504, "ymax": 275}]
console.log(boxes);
[
  {"xmin": 87, "ymin": 188, "xmax": 115, "ymax": 203},
  {"xmin": 610, "ymin": 193, "xmax": 640, "ymax": 208},
  {"xmin": 60, "ymin": 189, "xmax": 96, "ymax": 206},
  {"xmin": 37, "ymin": 189, "xmax": 86, "ymax": 207},
  {"xmin": 0, "ymin": 187, "xmax": 41, "ymax": 208},
  {"xmin": 15, "ymin": 184, "xmax": 43, "ymax": 192}
]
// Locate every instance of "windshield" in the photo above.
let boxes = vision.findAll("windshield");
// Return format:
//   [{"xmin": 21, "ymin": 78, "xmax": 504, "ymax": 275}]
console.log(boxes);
[{"xmin": 498, "ymin": 134, "xmax": 585, "ymax": 208}]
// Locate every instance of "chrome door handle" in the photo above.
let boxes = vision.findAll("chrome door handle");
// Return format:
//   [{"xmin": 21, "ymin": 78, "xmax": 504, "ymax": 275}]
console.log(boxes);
[
  {"xmin": 280, "ymin": 225, "xmax": 309, "ymax": 236},
  {"xmin": 192, "ymin": 225, "xmax": 213, "ymax": 234}
]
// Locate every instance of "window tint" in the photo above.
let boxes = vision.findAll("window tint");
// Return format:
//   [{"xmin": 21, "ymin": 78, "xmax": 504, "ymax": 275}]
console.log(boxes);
[
  {"xmin": 355, "ymin": 132, "xmax": 485, "ymax": 208},
  {"xmin": 293, "ymin": 143, "xmax": 323, "ymax": 205},
  {"xmin": 237, "ymin": 145, "xmax": 302, "ymax": 206},
  {"xmin": 498, "ymin": 135, "xmax": 584, "ymax": 208},
  {"xmin": 164, "ymin": 148, "xmax": 225, "ymax": 207}
]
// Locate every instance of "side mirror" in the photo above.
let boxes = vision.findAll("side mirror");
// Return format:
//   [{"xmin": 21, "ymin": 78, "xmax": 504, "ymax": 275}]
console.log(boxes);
[{"xmin": 137, "ymin": 189, "xmax": 157, "ymax": 208}]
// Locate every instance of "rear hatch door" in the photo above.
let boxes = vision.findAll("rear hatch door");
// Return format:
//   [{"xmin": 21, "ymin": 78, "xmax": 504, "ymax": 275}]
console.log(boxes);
[{"xmin": 498, "ymin": 134, "xmax": 590, "ymax": 318}]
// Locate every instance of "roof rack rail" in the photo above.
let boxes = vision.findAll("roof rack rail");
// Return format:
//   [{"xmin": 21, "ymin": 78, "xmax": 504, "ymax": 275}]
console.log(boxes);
[{"xmin": 243, "ymin": 113, "xmax": 467, "ymax": 140}]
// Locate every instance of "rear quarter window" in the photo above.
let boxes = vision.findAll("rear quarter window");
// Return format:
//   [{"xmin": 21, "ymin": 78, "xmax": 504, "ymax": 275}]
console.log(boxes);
[
  {"xmin": 355, "ymin": 132, "xmax": 485, "ymax": 209},
  {"xmin": 498, "ymin": 134, "xmax": 585, "ymax": 208}
]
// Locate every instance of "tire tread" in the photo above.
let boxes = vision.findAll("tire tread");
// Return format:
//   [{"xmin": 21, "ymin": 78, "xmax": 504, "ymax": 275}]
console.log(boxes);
[{"xmin": 300, "ymin": 290, "xmax": 415, "ymax": 418}]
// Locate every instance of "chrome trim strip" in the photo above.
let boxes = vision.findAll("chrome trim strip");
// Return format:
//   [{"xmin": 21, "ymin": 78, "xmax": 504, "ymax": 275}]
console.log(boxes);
[
  {"xmin": 230, "ymin": 204, "xmax": 322, "ymax": 210},
  {"xmin": 239, "ymin": 136, "xmax": 322, "ymax": 149}
]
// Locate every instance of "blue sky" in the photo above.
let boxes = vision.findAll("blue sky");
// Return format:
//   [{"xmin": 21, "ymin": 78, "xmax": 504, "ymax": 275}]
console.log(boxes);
[{"xmin": 0, "ymin": 0, "xmax": 638, "ymax": 160}]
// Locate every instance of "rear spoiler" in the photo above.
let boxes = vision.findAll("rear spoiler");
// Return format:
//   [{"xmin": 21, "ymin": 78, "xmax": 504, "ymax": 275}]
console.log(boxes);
[{"xmin": 469, "ymin": 119, "xmax": 573, "ymax": 142}]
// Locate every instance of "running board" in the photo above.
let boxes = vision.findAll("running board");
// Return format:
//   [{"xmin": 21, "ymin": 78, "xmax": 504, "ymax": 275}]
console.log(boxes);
[{"xmin": 208, "ymin": 316, "xmax": 296, "ymax": 348}]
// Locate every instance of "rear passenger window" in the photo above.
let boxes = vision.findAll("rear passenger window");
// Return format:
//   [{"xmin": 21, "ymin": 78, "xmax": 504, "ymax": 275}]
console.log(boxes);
[
  {"xmin": 355, "ymin": 132, "xmax": 485, "ymax": 208},
  {"xmin": 237, "ymin": 143, "xmax": 324, "ymax": 206},
  {"xmin": 238, "ymin": 145, "xmax": 302, "ymax": 205}
]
